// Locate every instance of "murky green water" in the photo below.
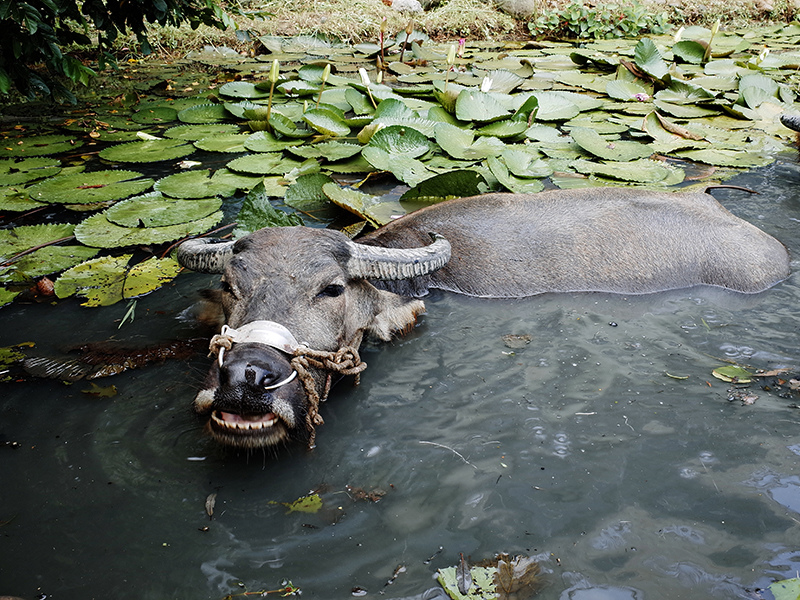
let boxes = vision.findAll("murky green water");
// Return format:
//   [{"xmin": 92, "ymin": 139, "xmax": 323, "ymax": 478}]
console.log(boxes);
[{"xmin": 2, "ymin": 159, "xmax": 800, "ymax": 599}]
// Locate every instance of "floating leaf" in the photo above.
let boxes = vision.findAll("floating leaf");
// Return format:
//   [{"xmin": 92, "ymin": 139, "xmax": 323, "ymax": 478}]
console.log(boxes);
[
  {"xmin": 244, "ymin": 131, "xmax": 304, "ymax": 153},
  {"xmin": 269, "ymin": 112, "xmax": 314, "ymax": 138},
  {"xmin": 82, "ymin": 382, "xmax": 119, "ymax": 397},
  {"xmin": 676, "ymin": 148, "xmax": 772, "ymax": 168},
  {"xmin": 0, "ymin": 245, "xmax": 99, "ymax": 283},
  {"xmin": 571, "ymin": 158, "xmax": 682, "ymax": 184},
  {"xmin": 770, "ymin": 578, "xmax": 800, "ymax": 600},
  {"xmin": 99, "ymin": 139, "xmax": 195, "ymax": 163},
  {"xmin": 27, "ymin": 170, "xmax": 154, "ymax": 205},
  {"xmin": 606, "ymin": 79, "xmax": 652, "ymax": 102},
  {"xmin": 302, "ymin": 108, "xmax": 351, "ymax": 137},
  {"xmin": 0, "ymin": 157, "xmax": 61, "ymax": 186},
  {"xmin": 712, "ymin": 365, "xmax": 753, "ymax": 383},
  {"xmin": 284, "ymin": 173, "xmax": 334, "ymax": 211},
  {"xmin": 75, "ymin": 210, "xmax": 222, "ymax": 249},
  {"xmin": 487, "ymin": 156, "xmax": 545, "ymax": 194},
  {"xmin": 154, "ymin": 170, "xmax": 239, "ymax": 199},
  {"xmin": 287, "ymin": 140, "xmax": 362, "ymax": 161},
  {"xmin": 362, "ymin": 147, "xmax": 431, "ymax": 187},
  {"xmin": 0, "ymin": 134, "xmax": 83, "ymax": 157},
  {"xmin": 501, "ymin": 148, "xmax": 552, "ymax": 178},
  {"xmin": 0, "ymin": 223, "xmax": 76, "ymax": 262},
  {"xmin": 219, "ymin": 81, "xmax": 270, "ymax": 99},
  {"xmin": 0, "ymin": 186, "xmax": 45, "ymax": 212},
  {"xmin": 0, "ymin": 288, "xmax": 20, "ymax": 308},
  {"xmin": 672, "ymin": 40, "xmax": 707, "ymax": 64},
  {"xmin": 104, "ymin": 192, "xmax": 222, "ymax": 228},
  {"xmin": 434, "ymin": 123, "xmax": 505, "ymax": 160},
  {"xmin": 194, "ymin": 133, "xmax": 251, "ymax": 153},
  {"xmin": 281, "ymin": 493, "xmax": 323, "ymax": 514},
  {"xmin": 455, "ymin": 90, "xmax": 512, "ymax": 123},
  {"xmin": 475, "ymin": 119, "xmax": 528, "ymax": 138},
  {"xmin": 177, "ymin": 103, "xmax": 230, "ymax": 124},
  {"xmin": 131, "ymin": 107, "xmax": 177, "ymax": 124},
  {"xmin": 570, "ymin": 127, "xmax": 654, "ymax": 161},
  {"xmin": 367, "ymin": 125, "xmax": 432, "ymax": 158},
  {"xmin": 634, "ymin": 38, "xmax": 669, "ymax": 80},
  {"xmin": 164, "ymin": 123, "xmax": 242, "ymax": 140},
  {"xmin": 234, "ymin": 182, "xmax": 303, "ymax": 238},
  {"xmin": 54, "ymin": 255, "xmax": 182, "ymax": 307},
  {"xmin": 654, "ymin": 81, "xmax": 715, "ymax": 104},
  {"xmin": 226, "ymin": 153, "xmax": 304, "ymax": 175},
  {"xmin": 400, "ymin": 170, "xmax": 487, "ymax": 202},
  {"xmin": 322, "ymin": 182, "xmax": 392, "ymax": 226}
]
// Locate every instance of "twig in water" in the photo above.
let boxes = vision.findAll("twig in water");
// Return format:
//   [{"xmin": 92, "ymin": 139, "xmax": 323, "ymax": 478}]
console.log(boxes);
[{"xmin": 419, "ymin": 440, "xmax": 477, "ymax": 469}]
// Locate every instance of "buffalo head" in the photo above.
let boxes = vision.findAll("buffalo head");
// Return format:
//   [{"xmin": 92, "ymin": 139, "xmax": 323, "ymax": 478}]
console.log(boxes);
[{"xmin": 178, "ymin": 226, "xmax": 450, "ymax": 449}]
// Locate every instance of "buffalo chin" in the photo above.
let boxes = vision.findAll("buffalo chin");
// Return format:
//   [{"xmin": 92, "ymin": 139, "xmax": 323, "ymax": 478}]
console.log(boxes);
[{"xmin": 205, "ymin": 409, "xmax": 292, "ymax": 448}]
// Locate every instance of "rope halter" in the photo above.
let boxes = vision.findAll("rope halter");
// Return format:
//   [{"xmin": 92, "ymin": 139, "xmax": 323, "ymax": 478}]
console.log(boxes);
[{"xmin": 207, "ymin": 320, "xmax": 367, "ymax": 448}]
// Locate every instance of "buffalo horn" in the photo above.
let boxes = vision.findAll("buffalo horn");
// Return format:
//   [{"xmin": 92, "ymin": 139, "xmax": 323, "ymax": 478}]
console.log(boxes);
[
  {"xmin": 346, "ymin": 234, "xmax": 451, "ymax": 280},
  {"xmin": 176, "ymin": 238, "xmax": 235, "ymax": 274}
]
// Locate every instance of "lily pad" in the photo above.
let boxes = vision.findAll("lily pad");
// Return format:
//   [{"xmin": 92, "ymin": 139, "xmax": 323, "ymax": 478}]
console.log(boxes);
[
  {"xmin": 434, "ymin": 123, "xmax": 506, "ymax": 160},
  {"xmin": 245, "ymin": 131, "xmax": 304, "ymax": 152},
  {"xmin": 194, "ymin": 133, "xmax": 252, "ymax": 153},
  {"xmin": 284, "ymin": 173, "xmax": 335, "ymax": 212},
  {"xmin": 0, "ymin": 134, "xmax": 83, "ymax": 157},
  {"xmin": 362, "ymin": 147, "xmax": 431, "ymax": 187},
  {"xmin": 226, "ymin": 153, "xmax": 304, "ymax": 175},
  {"xmin": 571, "ymin": 158, "xmax": 683, "ymax": 184},
  {"xmin": 0, "ymin": 157, "xmax": 61, "ymax": 186},
  {"xmin": 0, "ymin": 245, "xmax": 100, "ymax": 283},
  {"xmin": 302, "ymin": 108, "xmax": 351, "ymax": 137},
  {"xmin": 27, "ymin": 170, "xmax": 154, "ymax": 205},
  {"xmin": 634, "ymin": 38, "xmax": 669, "ymax": 80},
  {"xmin": 570, "ymin": 126, "xmax": 654, "ymax": 161},
  {"xmin": 321, "ymin": 182, "xmax": 389, "ymax": 227},
  {"xmin": 367, "ymin": 125, "xmax": 432, "ymax": 158},
  {"xmin": 234, "ymin": 182, "xmax": 303, "ymax": 238},
  {"xmin": 0, "ymin": 223, "xmax": 76, "ymax": 262},
  {"xmin": 0, "ymin": 186, "xmax": 45, "ymax": 211},
  {"xmin": 675, "ymin": 148, "xmax": 772, "ymax": 168},
  {"xmin": 164, "ymin": 123, "xmax": 242, "ymax": 140},
  {"xmin": 104, "ymin": 192, "xmax": 222, "ymax": 227},
  {"xmin": 154, "ymin": 170, "xmax": 239, "ymax": 198},
  {"xmin": 711, "ymin": 365, "xmax": 753, "ymax": 383},
  {"xmin": 54, "ymin": 255, "xmax": 183, "ymax": 307},
  {"xmin": 131, "ymin": 107, "xmax": 178, "ymax": 124},
  {"xmin": 400, "ymin": 169, "xmax": 487, "ymax": 202},
  {"xmin": 99, "ymin": 138, "xmax": 195, "ymax": 163},
  {"xmin": 487, "ymin": 156, "xmax": 545, "ymax": 194},
  {"xmin": 287, "ymin": 140, "xmax": 362, "ymax": 161},
  {"xmin": 74, "ymin": 209, "xmax": 223, "ymax": 249},
  {"xmin": 177, "ymin": 103, "xmax": 231, "ymax": 124},
  {"xmin": 219, "ymin": 81, "xmax": 271, "ymax": 99},
  {"xmin": 455, "ymin": 90, "xmax": 512, "ymax": 123}
]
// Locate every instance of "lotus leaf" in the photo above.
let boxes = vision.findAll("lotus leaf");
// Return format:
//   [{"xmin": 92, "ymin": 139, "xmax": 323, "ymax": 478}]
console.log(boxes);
[
  {"xmin": 28, "ymin": 170, "xmax": 154, "ymax": 205},
  {"xmin": 570, "ymin": 127, "xmax": 654, "ymax": 161},
  {"xmin": 0, "ymin": 245, "xmax": 100, "ymax": 284},
  {"xmin": 0, "ymin": 158, "xmax": 61, "ymax": 186},
  {"xmin": 362, "ymin": 147, "xmax": 431, "ymax": 187},
  {"xmin": 219, "ymin": 81, "xmax": 270, "ymax": 99},
  {"xmin": 154, "ymin": 170, "xmax": 239, "ymax": 198},
  {"xmin": 177, "ymin": 103, "xmax": 231, "ymax": 124},
  {"xmin": 227, "ymin": 153, "xmax": 304, "ymax": 175},
  {"xmin": 234, "ymin": 182, "xmax": 303, "ymax": 238},
  {"xmin": 287, "ymin": 141, "xmax": 362, "ymax": 161},
  {"xmin": 0, "ymin": 134, "xmax": 83, "ymax": 157},
  {"xmin": 164, "ymin": 123, "xmax": 242, "ymax": 140},
  {"xmin": 54, "ymin": 255, "xmax": 182, "ymax": 307},
  {"xmin": 0, "ymin": 223, "xmax": 76, "ymax": 262},
  {"xmin": 501, "ymin": 148, "xmax": 553, "ymax": 178},
  {"xmin": 244, "ymin": 131, "xmax": 304, "ymax": 153},
  {"xmin": 455, "ymin": 90, "xmax": 512, "ymax": 123},
  {"xmin": 131, "ymin": 107, "xmax": 178, "ymax": 124},
  {"xmin": 302, "ymin": 108, "xmax": 351, "ymax": 137},
  {"xmin": 99, "ymin": 139, "xmax": 194, "ymax": 163},
  {"xmin": 634, "ymin": 38, "xmax": 670, "ymax": 81},
  {"xmin": 676, "ymin": 148, "xmax": 772, "ymax": 168},
  {"xmin": 400, "ymin": 170, "xmax": 487, "ymax": 202},
  {"xmin": 104, "ymin": 192, "xmax": 222, "ymax": 227},
  {"xmin": 75, "ymin": 210, "xmax": 223, "ymax": 248},
  {"xmin": 321, "ymin": 182, "xmax": 386, "ymax": 227},
  {"xmin": 269, "ymin": 112, "xmax": 314, "ymax": 138},
  {"xmin": 367, "ymin": 125, "xmax": 432, "ymax": 158},
  {"xmin": 194, "ymin": 133, "xmax": 252, "ymax": 153}
]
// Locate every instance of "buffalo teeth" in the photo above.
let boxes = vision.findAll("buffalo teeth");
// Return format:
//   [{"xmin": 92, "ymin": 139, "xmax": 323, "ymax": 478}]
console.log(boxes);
[{"xmin": 211, "ymin": 411, "xmax": 277, "ymax": 431}]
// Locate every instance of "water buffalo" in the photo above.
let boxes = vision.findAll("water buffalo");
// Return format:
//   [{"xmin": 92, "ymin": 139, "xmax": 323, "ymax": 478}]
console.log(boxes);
[
  {"xmin": 782, "ymin": 113, "xmax": 800, "ymax": 132},
  {"xmin": 177, "ymin": 187, "xmax": 791, "ymax": 450}
]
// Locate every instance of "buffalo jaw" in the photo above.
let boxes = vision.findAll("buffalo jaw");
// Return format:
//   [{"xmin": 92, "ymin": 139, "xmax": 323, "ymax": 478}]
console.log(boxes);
[{"xmin": 194, "ymin": 344, "xmax": 308, "ymax": 449}]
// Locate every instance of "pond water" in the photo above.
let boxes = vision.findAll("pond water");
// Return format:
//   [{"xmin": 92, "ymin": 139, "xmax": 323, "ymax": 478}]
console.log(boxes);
[{"xmin": 2, "ymin": 158, "xmax": 800, "ymax": 600}]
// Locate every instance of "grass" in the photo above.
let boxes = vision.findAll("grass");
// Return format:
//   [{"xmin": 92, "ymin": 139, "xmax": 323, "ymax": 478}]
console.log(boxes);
[{"xmin": 128, "ymin": 0, "xmax": 797, "ymax": 58}]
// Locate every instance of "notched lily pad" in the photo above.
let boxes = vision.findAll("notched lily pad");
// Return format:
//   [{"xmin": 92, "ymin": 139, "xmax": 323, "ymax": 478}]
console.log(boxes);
[
  {"xmin": 177, "ymin": 103, "xmax": 231, "ymax": 124},
  {"xmin": 0, "ymin": 157, "xmax": 61, "ymax": 186},
  {"xmin": 27, "ymin": 170, "xmax": 154, "ymax": 205},
  {"xmin": 0, "ymin": 134, "xmax": 83, "ymax": 157},
  {"xmin": 570, "ymin": 126, "xmax": 654, "ymax": 161},
  {"xmin": 99, "ymin": 138, "xmax": 195, "ymax": 163},
  {"xmin": 154, "ymin": 170, "xmax": 239, "ymax": 198},
  {"xmin": 104, "ymin": 192, "xmax": 222, "ymax": 228}
]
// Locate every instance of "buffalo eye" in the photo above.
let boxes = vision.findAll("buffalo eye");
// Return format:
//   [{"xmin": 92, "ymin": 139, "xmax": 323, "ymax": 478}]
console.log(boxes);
[
  {"xmin": 317, "ymin": 283, "xmax": 345, "ymax": 298},
  {"xmin": 220, "ymin": 280, "xmax": 236, "ymax": 297}
]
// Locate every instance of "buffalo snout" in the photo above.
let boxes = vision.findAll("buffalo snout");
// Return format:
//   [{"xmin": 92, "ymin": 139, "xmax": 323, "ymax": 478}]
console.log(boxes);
[{"xmin": 195, "ymin": 344, "xmax": 309, "ymax": 449}]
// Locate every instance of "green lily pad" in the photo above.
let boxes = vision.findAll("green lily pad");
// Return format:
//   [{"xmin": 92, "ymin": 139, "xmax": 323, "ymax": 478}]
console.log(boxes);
[
  {"xmin": 244, "ymin": 131, "xmax": 304, "ymax": 152},
  {"xmin": 738, "ymin": 73, "xmax": 780, "ymax": 109},
  {"xmin": 284, "ymin": 173, "xmax": 335, "ymax": 212},
  {"xmin": 164, "ymin": 123, "xmax": 243, "ymax": 140},
  {"xmin": 226, "ymin": 153, "xmax": 304, "ymax": 175},
  {"xmin": 0, "ymin": 223, "xmax": 76, "ymax": 262},
  {"xmin": 769, "ymin": 578, "xmax": 800, "ymax": 600},
  {"xmin": 99, "ymin": 138, "xmax": 195, "ymax": 163},
  {"xmin": 654, "ymin": 81, "xmax": 715, "ymax": 104},
  {"xmin": 0, "ymin": 134, "xmax": 83, "ymax": 157},
  {"xmin": 455, "ymin": 90, "xmax": 512, "ymax": 123},
  {"xmin": 0, "ymin": 245, "xmax": 100, "ymax": 284},
  {"xmin": 634, "ymin": 38, "xmax": 669, "ymax": 80},
  {"xmin": 570, "ymin": 126, "xmax": 654, "ymax": 161},
  {"xmin": 194, "ymin": 133, "xmax": 252, "ymax": 153},
  {"xmin": 434, "ymin": 123, "xmax": 505, "ymax": 160},
  {"xmin": 287, "ymin": 140, "xmax": 362, "ymax": 161},
  {"xmin": 269, "ymin": 112, "xmax": 314, "ymax": 138},
  {"xmin": 104, "ymin": 192, "xmax": 222, "ymax": 227},
  {"xmin": 571, "ymin": 158, "xmax": 683, "ymax": 184},
  {"xmin": 487, "ymin": 156, "xmax": 545, "ymax": 194},
  {"xmin": 302, "ymin": 108, "xmax": 351, "ymax": 137},
  {"xmin": 211, "ymin": 168, "xmax": 262, "ymax": 192},
  {"xmin": 675, "ymin": 148, "xmax": 772, "ymax": 168},
  {"xmin": 234, "ymin": 182, "xmax": 303, "ymax": 238},
  {"xmin": 475, "ymin": 118, "xmax": 528, "ymax": 138},
  {"xmin": 177, "ymin": 103, "xmax": 230, "ymax": 124},
  {"xmin": 0, "ymin": 186, "xmax": 45, "ymax": 211},
  {"xmin": 54, "ymin": 255, "xmax": 183, "ymax": 307},
  {"xmin": 400, "ymin": 169, "xmax": 487, "ymax": 202},
  {"xmin": 0, "ymin": 157, "xmax": 61, "ymax": 186},
  {"xmin": 219, "ymin": 81, "xmax": 271, "ymax": 99},
  {"xmin": 0, "ymin": 287, "xmax": 20, "ymax": 307},
  {"xmin": 74, "ymin": 209, "xmax": 223, "ymax": 249},
  {"xmin": 606, "ymin": 80, "xmax": 652, "ymax": 102},
  {"xmin": 501, "ymin": 148, "xmax": 553, "ymax": 178},
  {"xmin": 154, "ymin": 170, "xmax": 239, "ymax": 198},
  {"xmin": 321, "ymin": 182, "xmax": 390, "ymax": 227},
  {"xmin": 711, "ymin": 365, "xmax": 753, "ymax": 383},
  {"xmin": 673, "ymin": 40, "xmax": 707, "ymax": 64},
  {"xmin": 131, "ymin": 107, "xmax": 178, "ymax": 124},
  {"xmin": 27, "ymin": 170, "xmax": 154, "ymax": 205},
  {"xmin": 367, "ymin": 125, "xmax": 432, "ymax": 158}
]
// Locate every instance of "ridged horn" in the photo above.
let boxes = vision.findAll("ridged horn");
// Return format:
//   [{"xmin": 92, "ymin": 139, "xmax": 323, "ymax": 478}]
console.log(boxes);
[
  {"xmin": 176, "ymin": 238, "xmax": 235, "ymax": 274},
  {"xmin": 346, "ymin": 234, "xmax": 451, "ymax": 280},
  {"xmin": 780, "ymin": 113, "xmax": 800, "ymax": 132}
]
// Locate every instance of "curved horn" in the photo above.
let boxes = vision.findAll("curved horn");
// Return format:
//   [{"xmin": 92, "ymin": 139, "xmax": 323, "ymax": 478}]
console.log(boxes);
[
  {"xmin": 176, "ymin": 238, "xmax": 235, "ymax": 274},
  {"xmin": 346, "ymin": 234, "xmax": 451, "ymax": 280},
  {"xmin": 780, "ymin": 113, "xmax": 800, "ymax": 132}
]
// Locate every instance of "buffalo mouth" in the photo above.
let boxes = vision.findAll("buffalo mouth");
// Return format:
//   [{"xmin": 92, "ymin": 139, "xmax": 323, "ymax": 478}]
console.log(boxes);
[{"xmin": 206, "ymin": 408, "xmax": 292, "ymax": 448}]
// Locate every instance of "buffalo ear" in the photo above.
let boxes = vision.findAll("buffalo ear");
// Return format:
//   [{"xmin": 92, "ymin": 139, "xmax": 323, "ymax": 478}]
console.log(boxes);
[{"xmin": 364, "ymin": 289, "xmax": 426, "ymax": 341}]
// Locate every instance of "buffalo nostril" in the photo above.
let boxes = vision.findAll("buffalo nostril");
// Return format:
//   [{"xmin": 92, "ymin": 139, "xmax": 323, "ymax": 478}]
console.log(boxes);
[{"xmin": 245, "ymin": 365, "xmax": 257, "ymax": 386}]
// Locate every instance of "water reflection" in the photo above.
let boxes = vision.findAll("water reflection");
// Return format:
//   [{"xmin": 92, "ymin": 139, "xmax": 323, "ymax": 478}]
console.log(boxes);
[{"xmin": 1, "ymin": 162, "xmax": 800, "ymax": 599}]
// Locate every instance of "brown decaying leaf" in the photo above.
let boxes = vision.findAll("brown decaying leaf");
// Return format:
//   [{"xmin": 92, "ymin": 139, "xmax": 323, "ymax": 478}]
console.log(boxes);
[
  {"xmin": 205, "ymin": 492, "xmax": 217, "ymax": 519},
  {"xmin": 493, "ymin": 553, "xmax": 543, "ymax": 600},
  {"xmin": 653, "ymin": 112, "xmax": 705, "ymax": 141}
]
